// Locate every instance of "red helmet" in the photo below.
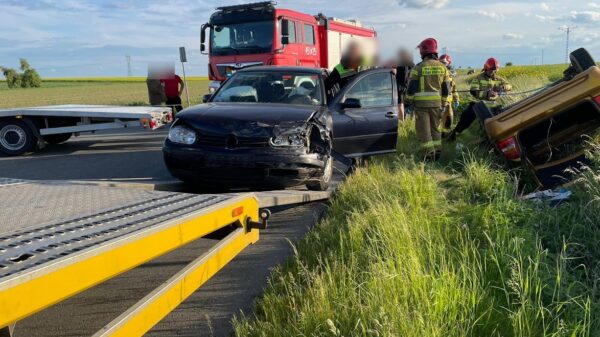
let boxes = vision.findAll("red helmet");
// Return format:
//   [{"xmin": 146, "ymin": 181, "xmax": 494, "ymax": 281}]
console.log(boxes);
[
  {"xmin": 439, "ymin": 54, "xmax": 452, "ymax": 65},
  {"xmin": 417, "ymin": 38, "xmax": 438, "ymax": 56},
  {"xmin": 484, "ymin": 57, "xmax": 500, "ymax": 71}
]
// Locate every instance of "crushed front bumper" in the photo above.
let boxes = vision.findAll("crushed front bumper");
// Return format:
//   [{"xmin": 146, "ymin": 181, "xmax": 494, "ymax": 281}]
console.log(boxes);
[{"xmin": 163, "ymin": 141, "xmax": 326, "ymax": 188}]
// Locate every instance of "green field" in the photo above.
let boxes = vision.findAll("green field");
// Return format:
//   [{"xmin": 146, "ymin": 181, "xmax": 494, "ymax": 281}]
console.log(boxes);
[
  {"xmin": 234, "ymin": 66, "xmax": 600, "ymax": 336},
  {"xmin": 0, "ymin": 77, "xmax": 209, "ymax": 109}
]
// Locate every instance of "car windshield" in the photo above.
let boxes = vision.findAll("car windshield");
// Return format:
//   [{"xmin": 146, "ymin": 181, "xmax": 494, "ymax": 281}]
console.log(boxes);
[
  {"xmin": 211, "ymin": 21, "xmax": 273, "ymax": 55},
  {"xmin": 212, "ymin": 71, "xmax": 324, "ymax": 106}
]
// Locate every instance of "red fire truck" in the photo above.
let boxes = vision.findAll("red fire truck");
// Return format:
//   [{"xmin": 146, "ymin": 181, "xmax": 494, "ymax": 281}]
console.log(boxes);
[{"xmin": 201, "ymin": 1, "xmax": 377, "ymax": 92}]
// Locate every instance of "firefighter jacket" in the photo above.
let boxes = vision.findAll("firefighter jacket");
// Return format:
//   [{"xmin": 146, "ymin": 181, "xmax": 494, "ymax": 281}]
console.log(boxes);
[
  {"xmin": 325, "ymin": 63, "xmax": 357, "ymax": 93},
  {"xmin": 469, "ymin": 72, "xmax": 512, "ymax": 107},
  {"xmin": 406, "ymin": 57, "xmax": 452, "ymax": 108}
]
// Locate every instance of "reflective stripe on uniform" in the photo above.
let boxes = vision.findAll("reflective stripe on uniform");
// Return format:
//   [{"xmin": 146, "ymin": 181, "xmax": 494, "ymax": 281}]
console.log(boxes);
[
  {"xmin": 413, "ymin": 92, "xmax": 442, "ymax": 101},
  {"xmin": 421, "ymin": 139, "xmax": 442, "ymax": 150},
  {"xmin": 421, "ymin": 66, "xmax": 446, "ymax": 76},
  {"xmin": 335, "ymin": 64, "xmax": 356, "ymax": 79}
]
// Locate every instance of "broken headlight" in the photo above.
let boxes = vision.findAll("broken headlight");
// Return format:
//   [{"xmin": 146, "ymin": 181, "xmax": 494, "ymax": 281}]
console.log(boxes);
[
  {"xmin": 168, "ymin": 125, "xmax": 196, "ymax": 145},
  {"xmin": 269, "ymin": 129, "xmax": 307, "ymax": 148}
]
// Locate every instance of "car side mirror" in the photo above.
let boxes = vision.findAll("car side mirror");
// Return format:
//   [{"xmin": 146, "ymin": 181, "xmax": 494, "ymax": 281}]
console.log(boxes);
[
  {"xmin": 341, "ymin": 98, "xmax": 362, "ymax": 109},
  {"xmin": 281, "ymin": 36, "xmax": 290, "ymax": 45},
  {"xmin": 202, "ymin": 94, "xmax": 212, "ymax": 103},
  {"xmin": 200, "ymin": 24, "xmax": 208, "ymax": 54}
]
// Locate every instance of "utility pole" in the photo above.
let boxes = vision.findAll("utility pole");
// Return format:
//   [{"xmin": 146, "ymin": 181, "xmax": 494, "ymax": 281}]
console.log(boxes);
[
  {"xmin": 126, "ymin": 55, "xmax": 132, "ymax": 77},
  {"xmin": 559, "ymin": 25, "xmax": 577, "ymax": 64},
  {"xmin": 541, "ymin": 49, "xmax": 544, "ymax": 65}
]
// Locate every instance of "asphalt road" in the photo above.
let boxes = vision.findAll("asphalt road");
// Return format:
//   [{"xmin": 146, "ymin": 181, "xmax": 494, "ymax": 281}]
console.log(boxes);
[
  {"xmin": 0, "ymin": 128, "xmax": 172, "ymax": 182},
  {"xmin": 0, "ymin": 128, "xmax": 329, "ymax": 337}
]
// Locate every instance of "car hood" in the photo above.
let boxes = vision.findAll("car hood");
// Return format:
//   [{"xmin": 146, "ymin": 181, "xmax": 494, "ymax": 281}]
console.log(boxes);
[{"xmin": 176, "ymin": 103, "xmax": 321, "ymax": 137}]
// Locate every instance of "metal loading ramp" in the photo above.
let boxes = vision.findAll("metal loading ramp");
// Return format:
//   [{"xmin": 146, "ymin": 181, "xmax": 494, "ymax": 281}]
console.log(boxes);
[{"xmin": 0, "ymin": 180, "xmax": 261, "ymax": 336}]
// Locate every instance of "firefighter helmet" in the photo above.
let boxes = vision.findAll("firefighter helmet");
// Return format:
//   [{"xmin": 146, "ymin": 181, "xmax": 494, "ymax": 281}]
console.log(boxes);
[
  {"xmin": 417, "ymin": 38, "xmax": 438, "ymax": 56},
  {"xmin": 484, "ymin": 57, "xmax": 500, "ymax": 71},
  {"xmin": 439, "ymin": 54, "xmax": 452, "ymax": 66}
]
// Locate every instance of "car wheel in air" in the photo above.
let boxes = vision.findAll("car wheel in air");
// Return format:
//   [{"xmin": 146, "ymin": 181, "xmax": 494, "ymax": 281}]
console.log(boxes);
[
  {"xmin": 42, "ymin": 133, "xmax": 72, "ymax": 145},
  {"xmin": 473, "ymin": 102, "xmax": 494, "ymax": 131},
  {"xmin": 306, "ymin": 153, "xmax": 332, "ymax": 191},
  {"xmin": 0, "ymin": 120, "xmax": 37, "ymax": 156},
  {"xmin": 570, "ymin": 48, "xmax": 596, "ymax": 74}
]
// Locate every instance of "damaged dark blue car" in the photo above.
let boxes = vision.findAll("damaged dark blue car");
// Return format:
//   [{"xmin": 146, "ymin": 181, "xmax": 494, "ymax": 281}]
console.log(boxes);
[{"xmin": 163, "ymin": 66, "xmax": 398, "ymax": 190}]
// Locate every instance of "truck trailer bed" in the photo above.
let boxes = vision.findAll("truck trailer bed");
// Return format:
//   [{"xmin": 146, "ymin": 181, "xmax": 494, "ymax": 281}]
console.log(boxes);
[
  {"xmin": 0, "ymin": 105, "xmax": 173, "ymax": 155},
  {"xmin": 0, "ymin": 105, "xmax": 171, "ymax": 121},
  {"xmin": 0, "ymin": 179, "xmax": 260, "ymax": 336}
]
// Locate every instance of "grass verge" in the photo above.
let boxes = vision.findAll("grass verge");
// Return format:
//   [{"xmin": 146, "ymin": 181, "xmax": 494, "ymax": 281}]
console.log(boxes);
[{"xmin": 233, "ymin": 120, "xmax": 599, "ymax": 336}]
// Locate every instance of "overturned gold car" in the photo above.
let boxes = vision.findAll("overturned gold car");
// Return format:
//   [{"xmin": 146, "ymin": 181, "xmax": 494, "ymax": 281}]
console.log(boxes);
[{"xmin": 476, "ymin": 48, "xmax": 600, "ymax": 187}]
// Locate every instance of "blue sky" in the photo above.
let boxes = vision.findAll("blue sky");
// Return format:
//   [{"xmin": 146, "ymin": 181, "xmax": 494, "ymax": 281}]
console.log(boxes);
[{"xmin": 1, "ymin": 0, "xmax": 599, "ymax": 77}]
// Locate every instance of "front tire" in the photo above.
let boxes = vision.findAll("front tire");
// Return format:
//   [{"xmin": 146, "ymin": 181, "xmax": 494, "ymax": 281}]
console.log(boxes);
[
  {"xmin": 0, "ymin": 119, "xmax": 37, "ymax": 156},
  {"xmin": 306, "ymin": 154, "xmax": 333, "ymax": 191}
]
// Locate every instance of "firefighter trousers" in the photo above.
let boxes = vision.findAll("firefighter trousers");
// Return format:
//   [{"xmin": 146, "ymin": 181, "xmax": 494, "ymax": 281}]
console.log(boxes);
[{"xmin": 415, "ymin": 106, "xmax": 443, "ymax": 153}]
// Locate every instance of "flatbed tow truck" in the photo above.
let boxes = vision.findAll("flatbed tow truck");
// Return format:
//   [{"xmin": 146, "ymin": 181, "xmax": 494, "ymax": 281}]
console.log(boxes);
[
  {"xmin": 0, "ymin": 174, "xmax": 340, "ymax": 336},
  {"xmin": 0, "ymin": 105, "xmax": 173, "ymax": 156}
]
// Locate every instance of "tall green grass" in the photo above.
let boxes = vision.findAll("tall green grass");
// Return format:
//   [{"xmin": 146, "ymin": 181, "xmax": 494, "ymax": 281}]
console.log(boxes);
[{"xmin": 234, "ymin": 123, "xmax": 598, "ymax": 336}]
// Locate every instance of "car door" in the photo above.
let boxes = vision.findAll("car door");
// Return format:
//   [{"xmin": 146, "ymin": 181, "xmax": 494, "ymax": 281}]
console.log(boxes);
[
  {"xmin": 299, "ymin": 23, "xmax": 319, "ymax": 68},
  {"xmin": 330, "ymin": 69, "xmax": 398, "ymax": 157},
  {"xmin": 280, "ymin": 18, "xmax": 302, "ymax": 66}
]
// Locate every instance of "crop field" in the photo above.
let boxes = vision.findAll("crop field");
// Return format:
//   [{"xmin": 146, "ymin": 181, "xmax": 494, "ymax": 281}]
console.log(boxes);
[
  {"xmin": 234, "ymin": 65, "xmax": 600, "ymax": 336},
  {"xmin": 0, "ymin": 77, "xmax": 209, "ymax": 109}
]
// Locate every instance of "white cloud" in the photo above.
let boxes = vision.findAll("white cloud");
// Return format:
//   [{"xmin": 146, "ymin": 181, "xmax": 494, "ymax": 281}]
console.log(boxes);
[
  {"xmin": 569, "ymin": 10, "xmax": 600, "ymax": 22},
  {"xmin": 397, "ymin": 0, "xmax": 449, "ymax": 9},
  {"xmin": 503, "ymin": 33, "xmax": 524, "ymax": 40},
  {"xmin": 590, "ymin": 2, "xmax": 600, "ymax": 9},
  {"xmin": 477, "ymin": 10, "xmax": 505, "ymax": 20},
  {"xmin": 541, "ymin": 2, "xmax": 551, "ymax": 11},
  {"xmin": 535, "ymin": 14, "xmax": 558, "ymax": 22}
]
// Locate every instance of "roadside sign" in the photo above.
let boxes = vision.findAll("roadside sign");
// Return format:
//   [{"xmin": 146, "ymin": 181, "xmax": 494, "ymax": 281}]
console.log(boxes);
[
  {"xmin": 179, "ymin": 47, "xmax": 190, "ymax": 108},
  {"xmin": 179, "ymin": 47, "xmax": 187, "ymax": 63}
]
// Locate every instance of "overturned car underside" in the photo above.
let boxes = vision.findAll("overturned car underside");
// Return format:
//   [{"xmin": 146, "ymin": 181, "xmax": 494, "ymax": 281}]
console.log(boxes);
[{"xmin": 482, "ymin": 48, "xmax": 600, "ymax": 187}]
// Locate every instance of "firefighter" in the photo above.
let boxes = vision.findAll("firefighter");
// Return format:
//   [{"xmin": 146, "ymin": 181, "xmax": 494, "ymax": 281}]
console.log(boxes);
[
  {"xmin": 448, "ymin": 57, "xmax": 512, "ymax": 140},
  {"xmin": 406, "ymin": 38, "xmax": 452, "ymax": 161},
  {"xmin": 439, "ymin": 54, "xmax": 459, "ymax": 136},
  {"xmin": 325, "ymin": 42, "xmax": 363, "ymax": 95}
]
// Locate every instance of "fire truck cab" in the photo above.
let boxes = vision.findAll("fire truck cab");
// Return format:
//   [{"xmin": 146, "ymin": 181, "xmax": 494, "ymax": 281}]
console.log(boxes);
[{"xmin": 201, "ymin": 1, "xmax": 377, "ymax": 93}]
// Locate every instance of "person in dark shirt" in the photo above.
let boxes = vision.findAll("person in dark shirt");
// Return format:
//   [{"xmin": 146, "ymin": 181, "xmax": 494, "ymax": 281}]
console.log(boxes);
[
  {"xmin": 395, "ymin": 48, "xmax": 414, "ymax": 121},
  {"xmin": 325, "ymin": 42, "xmax": 363, "ymax": 96}
]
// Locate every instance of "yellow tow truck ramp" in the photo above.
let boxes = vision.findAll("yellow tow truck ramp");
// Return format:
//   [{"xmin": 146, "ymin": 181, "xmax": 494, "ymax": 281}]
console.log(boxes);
[{"xmin": 0, "ymin": 179, "xmax": 265, "ymax": 336}]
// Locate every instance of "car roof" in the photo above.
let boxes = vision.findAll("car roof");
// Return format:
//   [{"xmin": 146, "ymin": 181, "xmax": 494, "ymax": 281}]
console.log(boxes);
[{"xmin": 237, "ymin": 66, "xmax": 323, "ymax": 74}]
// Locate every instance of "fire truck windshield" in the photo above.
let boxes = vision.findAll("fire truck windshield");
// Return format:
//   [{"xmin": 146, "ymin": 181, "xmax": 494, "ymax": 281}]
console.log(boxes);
[{"xmin": 211, "ymin": 21, "xmax": 274, "ymax": 55}]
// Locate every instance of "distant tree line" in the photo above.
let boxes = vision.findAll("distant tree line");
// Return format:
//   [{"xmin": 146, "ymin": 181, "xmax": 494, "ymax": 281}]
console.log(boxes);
[{"xmin": 1, "ymin": 59, "xmax": 42, "ymax": 88}]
